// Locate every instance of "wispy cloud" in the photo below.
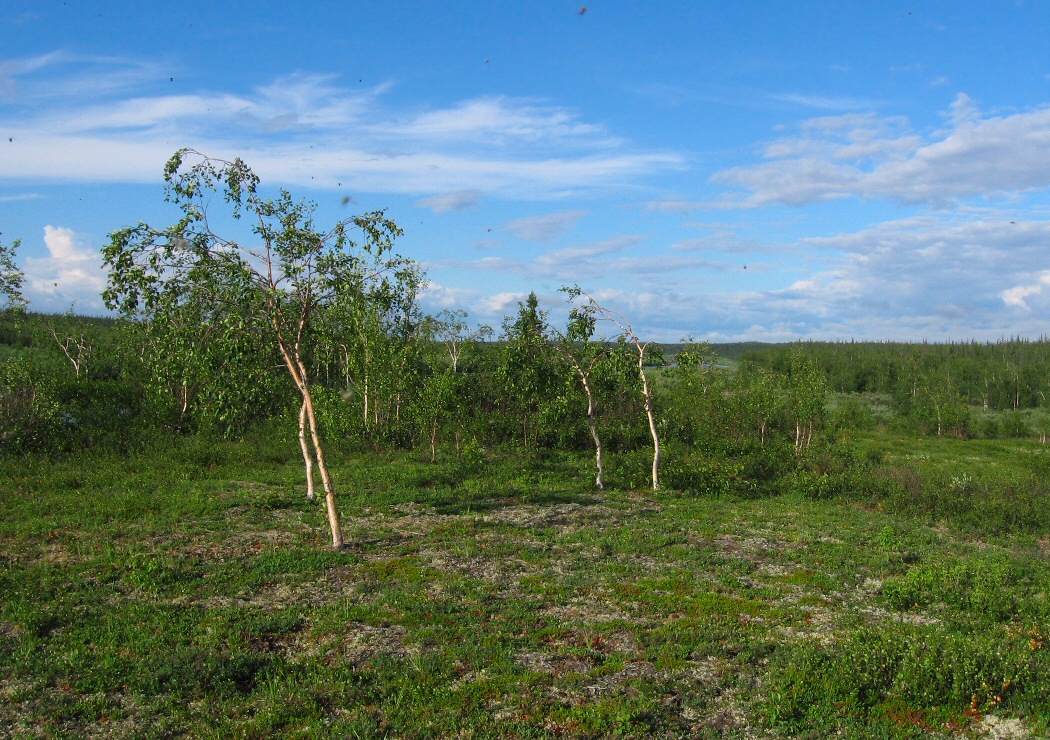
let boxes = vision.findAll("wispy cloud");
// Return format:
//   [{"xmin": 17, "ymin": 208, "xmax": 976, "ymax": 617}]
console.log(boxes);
[
  {"xmin": 417, "ymin": 189, "xmax": 480, "ymax": 214},
  {"xmin": 0, "ymin": 55, "xmax": 682, "ymax": 199},
  {"xmin": 645, "ymin": 199, "xmax": 706, "ymax": 214},
  {"xmin": 669, "ymin": 232, "xmax": 765, "ymax": 253},
  {"xmin": 712, "ymin": 95, "xmax": 1050, "ymax": 208},
  {"xmin": 534, "ymin": 236, "xmax": 642, "ymax": 269},
  {"xmin": 456, "ymin": 236, "xmax": 722, "ymax": 287},
  {"xmin": 383, "ymin": 96, "xmax": 616, "ymax": 146},
  {"xmin": 444, "ymin": 213, "xmax": 1050, "ymax": 342},
  {"xmin": 2, "ymin": 51, "xmax": 169, "ymax": 103},
  {"xmin": 769, "ymin": 92, "xmax": 882, "ymax": 110},
  {"xmin": 504, "ymin": 210, "xmax": 588, "ymax": 242}
]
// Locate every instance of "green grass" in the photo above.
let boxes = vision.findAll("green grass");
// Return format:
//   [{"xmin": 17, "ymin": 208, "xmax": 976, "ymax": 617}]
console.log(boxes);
[{"xmin": 2, "ymin": 435, "xmax": 1050, "ymax": 737}]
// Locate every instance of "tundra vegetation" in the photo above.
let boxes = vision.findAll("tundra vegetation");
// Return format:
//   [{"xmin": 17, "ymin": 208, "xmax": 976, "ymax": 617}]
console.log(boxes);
[{"xmin": 3, "ymin": 164, "xmax": 1050, "ymax": 736}]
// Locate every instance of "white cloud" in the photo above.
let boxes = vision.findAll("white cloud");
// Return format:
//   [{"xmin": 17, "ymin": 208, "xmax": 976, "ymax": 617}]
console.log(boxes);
[
  {"xmin": 417, "ymin": 189, "xmax": 480, "ymax": 214},
  {"xmin": 712, "ymin": 96, "xmax": 1050, "ymax": 207},
  {"xmin": 1002, "ymin": 271, "xmax": 1050, "ymax": 310},
  {"xmin": 417, "ymin": 282, "xmax": 528, "ymax": 331},
  {"xmin": 747, "ymin": 215, "xmax": 1050, "ymax": 339},
  {"xmin": 418, "ymin": 281, "xmax": 480, "ymax": 310},
  {"xmin": 480, "ymin": 291, "xmax": 527, "ymax": 315},
  {"xmin": 42, "ymin": 225, "xmax": 83, "ymax": 260},
  {"xmin": 1002, "ymin": 283, "xmax": 1043, "ymax": 309},
  {"xmin": 22, "ymin": 225, "xmax": 107, "ymax": 313}
]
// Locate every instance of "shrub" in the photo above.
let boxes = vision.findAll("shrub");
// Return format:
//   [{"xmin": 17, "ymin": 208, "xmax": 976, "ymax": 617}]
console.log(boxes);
[
  {"xmin": 878, "ymin": 467, "xmax": 1050, "ymax": 535},
  {"xmin": 978, "ymin": 416, "xmax": 1001, "ymax": 439},
  {"xmin": 881, "ymin": 553, "xmax": 1031, "ymax": 622},
  {"xmin": 661, "ymin": 455, "xmax": 741, "ymax": 496},
  {"xmin": 0, "ymin": 356, "xmax": 62, "ymax": 452},
  {"xmin": 609, "ymin": 447, "xmax": 655, "ymax": 490},
  {"xmin": 830, "ymin": 395, "xmax": 877, "ymax": 434},
  {"xmin": 784, "ymin": 469, "xmax": 840, "ymax": 500},
  {"xmin": 1001, "ymin": 411, "xmax": 1031, "ymax": 439},
  {"xmin": 765, "ymin": 622, "xmax": 1050, "ymax": 732}
]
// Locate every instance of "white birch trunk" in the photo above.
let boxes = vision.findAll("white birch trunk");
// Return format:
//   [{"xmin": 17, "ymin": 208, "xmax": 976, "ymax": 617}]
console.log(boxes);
[
  {"xmin": 582, "ymin": 375, "xmax": 605, "ymax": 489},
  {"xmin": 638, "ymin": 355, "xmax": 660, "ymax": 491},
  {"xmin": 298, "ymin": 400, "xmax": 316, "ymax": 502}
]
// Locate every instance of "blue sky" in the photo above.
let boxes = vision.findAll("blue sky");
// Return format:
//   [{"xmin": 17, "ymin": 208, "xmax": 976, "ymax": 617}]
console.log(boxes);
[{"xmin": 2, "ymin": 1, "xmax": 1050, "ymax": 341}]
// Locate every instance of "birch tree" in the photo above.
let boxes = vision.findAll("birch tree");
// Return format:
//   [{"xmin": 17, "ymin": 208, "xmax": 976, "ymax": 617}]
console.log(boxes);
[
  {"xmin": 416, "ymin": 310, "xmax": 491, "ymax": 458},
  {"xmin": 550, "ymin": 289, "xmax": 615, "ymax": 488},
  {"xmin": 0, "ymin": 237, "xmax": 26, "ymax": 314},
  {"xmin": 563, "ymin": 287, "xmax": 662, "ymax": 491},
  {"xmin": 913, "ymin": 367, "xmax": 970, "ymax": 438},
  {"xmin": 103, "ymin": 149, "xmax": 414, "ymax": 550},
  {"xmin": 318, "ymin": 261, "xmax": 425, "ymax": 440},
  {"xmin": 498, "ymin": 292, "xmax": 556, "ymax": 448},
  {"xmin": 786, "ymin": 348, "xmax": 827, "ymax": 456},
  {"xmin": 735, "ymin": 364, "xmax": 780, "ymax": 447},
  {"xmin": 46, "ymin": 317, "xmax": 92, "ymax": 378},
  {"xmin": 118, "ymin": 269, "xmax": 286, "ymax": 435}
]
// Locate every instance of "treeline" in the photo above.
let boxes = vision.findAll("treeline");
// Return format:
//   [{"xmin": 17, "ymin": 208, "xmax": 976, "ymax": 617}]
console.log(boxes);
[
  {"xmin": 741, "ymin": 340, "xmax": 1050, "ymax": 439},
  {"xmin": 744, "ymin": 339, "xmax": 1050, "ymax": 409},
  {"xmin": 7, "ymin": 311, "xmax": 1050, "ymax": 451},
  {"xmin": 7, "ymin": 312, "xmax": 1050, "ymax": 454},
  {"xmin": 0, "ymin": 305, "xmax": 825, "ymax": 459}
]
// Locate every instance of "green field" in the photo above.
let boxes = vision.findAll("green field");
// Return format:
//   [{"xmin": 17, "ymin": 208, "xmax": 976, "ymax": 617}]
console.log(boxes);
[{"xmin": 3, "ymin": 428, "xmax": 1049, "ymax": 738}]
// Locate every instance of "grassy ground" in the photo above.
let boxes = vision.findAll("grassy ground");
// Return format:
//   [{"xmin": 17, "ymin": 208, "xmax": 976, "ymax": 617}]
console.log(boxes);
[{"xmin": 2, "ymin": 435, "xmax": 1049, "ymax": 738}]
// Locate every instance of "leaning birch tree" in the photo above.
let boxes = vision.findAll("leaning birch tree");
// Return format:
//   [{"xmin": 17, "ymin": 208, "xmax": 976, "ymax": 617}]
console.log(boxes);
[{"xmin": 103, "ymin": 149, "xmax": 412, "ymax": 550}]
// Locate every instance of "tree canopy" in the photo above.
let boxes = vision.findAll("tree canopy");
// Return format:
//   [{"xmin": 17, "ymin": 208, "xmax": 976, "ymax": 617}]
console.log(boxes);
[
  {"xmin": 102, "ymin": 149, "xmax": 421, "ymax": 549},
  {"xmin": 0, "ymin": 238, "xmax": 26, "ymax": 314}
]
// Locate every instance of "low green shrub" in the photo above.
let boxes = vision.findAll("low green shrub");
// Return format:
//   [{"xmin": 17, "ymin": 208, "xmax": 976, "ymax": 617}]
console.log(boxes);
[
  {"xmin": 881, "ymin": 468, "xmax": 1050, "ymax": 535},
  {"xmin": 765, "ymin": 622, "xmax": 1050, "ymax": 733},
  {"xmin": 661, "ymin": 456, "xmax": 741, "ymax": 496},
  {"xmin": 610, "ymin": 447, "xmax": 656, "ymax": 490},
  {"xmin": 830, "ymin": 395, "xmax": 878, "ymax": 433},
  {"xmin": 1002, "ymin": 411, "xmax": 1032, "ymax": 439},
  {"xmin": 882, "ymin": 552, "xmax": 1046, "ymax": 623},
  {"xmin": 0, "ymin": 356, "xmax": 63, "ymax": 452}
]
